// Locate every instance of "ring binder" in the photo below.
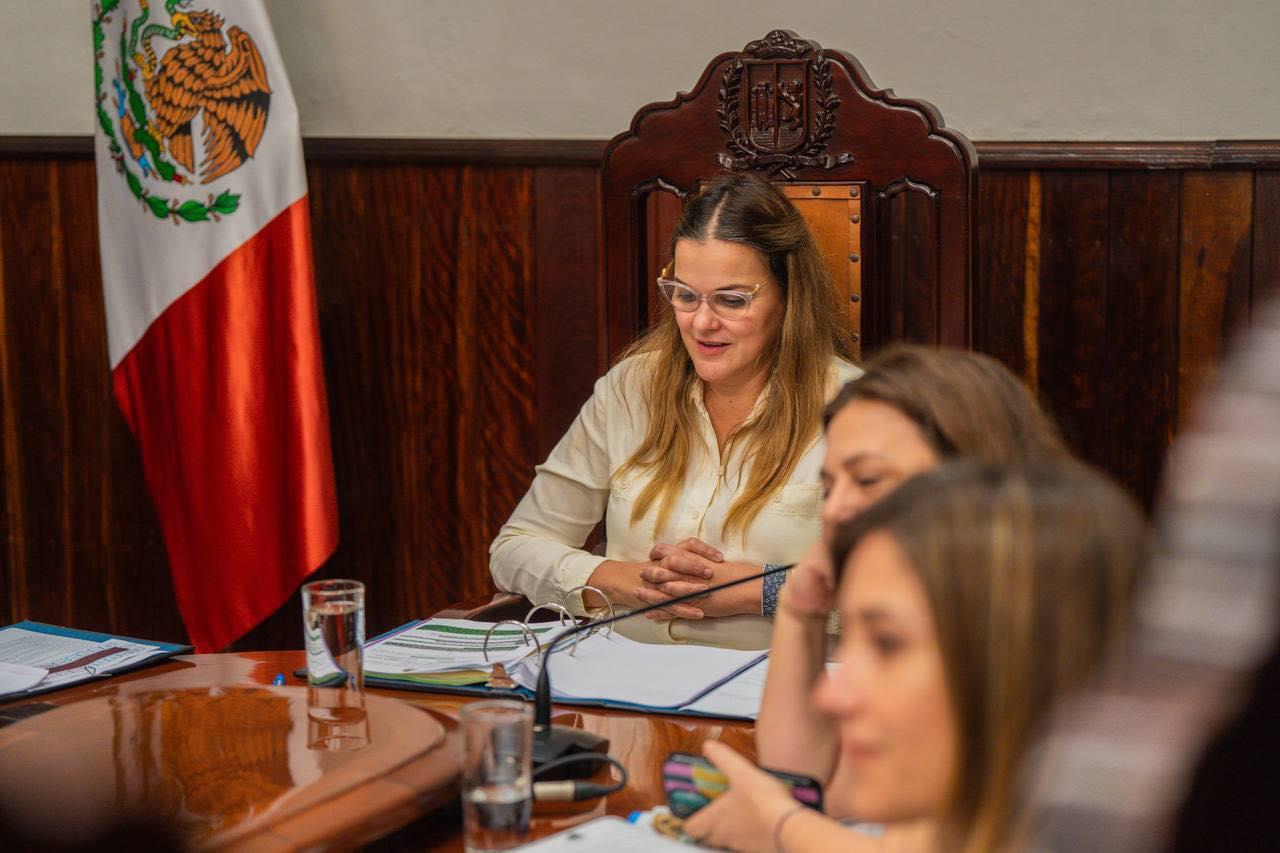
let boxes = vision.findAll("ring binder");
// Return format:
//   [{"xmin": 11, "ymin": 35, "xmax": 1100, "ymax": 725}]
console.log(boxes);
[
  {"xmin": 523, "ymin": 603, "xmax": 589, "ymax": 655},
  {"xmin": 561, "ymin": 585, "xmax": 615, "ymax": 639},
  {"xmin": 479, "ymin": 587, "xmax": 620, "ymax": 672},
  {"xmin": 359, "ymin": 592, "xmax": 769, "ymax": 720},
  {"xmin": 480, "ymin": 620, "xmax": 540, "ymax": 663},
  {"xmin": 524, "ymin": 602, "xmax": 575, "ymax": 626}
]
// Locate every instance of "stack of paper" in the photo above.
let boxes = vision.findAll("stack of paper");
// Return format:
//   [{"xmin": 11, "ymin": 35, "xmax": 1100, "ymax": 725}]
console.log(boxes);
[
  {"xmin": 363, "ymin": 618, "xmax": 560, "ymax": 686},
  {"xmin": 518, "ymin": 814, "xmax": 691, "ymax": 851},
  {"xmin": 0, "ymin": 662, "xmax": 48, "ymax": 696},
  {"xmin": 0, "ymin": 622, "xmax": 189, "ymax": 700}
]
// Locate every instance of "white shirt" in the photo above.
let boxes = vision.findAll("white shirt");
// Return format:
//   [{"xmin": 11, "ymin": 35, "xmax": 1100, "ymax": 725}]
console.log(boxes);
[{"xmin": 489, "ymin": 353, "xmax": 861, "ymax": 648}]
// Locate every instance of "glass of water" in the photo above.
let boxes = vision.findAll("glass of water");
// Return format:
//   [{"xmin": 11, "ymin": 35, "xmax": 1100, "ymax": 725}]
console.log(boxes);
[
  {"xmin": 301, "ymin": 579, "xmax": 365, "ymax": 692},
  {"xmin": 307, "ymin": 686, "xmax": 369, "ymax": 751},
  {"xmin": 460, "ymin": 700, "xmax": 533, "ymax": 852}
]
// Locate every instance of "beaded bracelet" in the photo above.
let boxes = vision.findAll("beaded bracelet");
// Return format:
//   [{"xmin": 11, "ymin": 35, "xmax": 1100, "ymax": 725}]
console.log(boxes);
[
  {"xmin": 761, "ymin": 563, "xmax": 791, "ymax": 616},
  {"xmin": 772, "ymin": 804, "xmax": 807, "ymax": 853}
]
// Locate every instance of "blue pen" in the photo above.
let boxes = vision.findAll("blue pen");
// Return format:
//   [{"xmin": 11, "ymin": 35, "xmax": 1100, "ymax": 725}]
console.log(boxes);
[{"xmin": 272, "ymin": 672, "xmax": 286, "ymax": 686}]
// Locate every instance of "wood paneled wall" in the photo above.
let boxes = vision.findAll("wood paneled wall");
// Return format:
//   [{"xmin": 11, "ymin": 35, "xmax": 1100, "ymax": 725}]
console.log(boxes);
[
  {"xmin": 976, "ymin": 162, "xmax": 1280, "ymax": 512},
  {"xmin": 2, "ymin": 138, "xmax": 1277, "ymax": 649}
]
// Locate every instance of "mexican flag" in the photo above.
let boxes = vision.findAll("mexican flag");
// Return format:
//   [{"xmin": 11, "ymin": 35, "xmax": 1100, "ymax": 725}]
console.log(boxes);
[{"xmin": 92, "ymin": 0, "xmax": 338, "ymax": 651}]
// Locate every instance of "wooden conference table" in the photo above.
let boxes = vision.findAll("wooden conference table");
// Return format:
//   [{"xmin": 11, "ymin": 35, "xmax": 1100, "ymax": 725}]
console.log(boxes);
[{"xmin": 0, "ymin": 650, "xmax": 755, "ymax": 850}]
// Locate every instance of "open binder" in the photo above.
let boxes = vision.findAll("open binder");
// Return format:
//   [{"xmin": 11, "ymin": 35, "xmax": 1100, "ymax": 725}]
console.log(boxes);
[
  {"xmin": 0, "ymin": 621, "xmax": 192, "ymax": 701},
  {"xmin": 359, "ymin": 614, "xmax": 770, "ymax": 722}
]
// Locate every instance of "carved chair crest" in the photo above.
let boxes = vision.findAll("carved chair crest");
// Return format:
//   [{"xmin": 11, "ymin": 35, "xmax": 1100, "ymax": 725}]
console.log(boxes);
[{"xmin": 601, "ymin": 30, "xmax": 977, "ymax": 362}]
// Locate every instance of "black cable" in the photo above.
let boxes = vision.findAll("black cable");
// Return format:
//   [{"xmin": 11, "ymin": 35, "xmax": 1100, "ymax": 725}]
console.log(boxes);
[{"xmin": 531, "ymin": 752, "xmax": 628, "ymax": 801}]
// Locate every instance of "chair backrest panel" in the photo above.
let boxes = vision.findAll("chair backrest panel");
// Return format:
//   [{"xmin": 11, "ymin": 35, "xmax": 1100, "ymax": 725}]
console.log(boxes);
[
  {"xmin": 781, "ymin": 184, "xmax": 866, "ymax": 356},
  {"xmin": 602, "ymin": 30, "xmax": 975, "ymax": 365},
  {"xmin": 873, "ymin": 180, "xmax": 942, "ymax": 348}
]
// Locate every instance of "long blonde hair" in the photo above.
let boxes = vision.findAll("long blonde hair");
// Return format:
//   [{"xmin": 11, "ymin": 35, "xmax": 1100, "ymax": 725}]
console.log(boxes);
[
  {"xmin": 613, "ymin": 173, "xmax": 853, "ymax": 539},
  {"xmin": 832, "ymin": 461, "xmax": 1147, "ymax": 852}
]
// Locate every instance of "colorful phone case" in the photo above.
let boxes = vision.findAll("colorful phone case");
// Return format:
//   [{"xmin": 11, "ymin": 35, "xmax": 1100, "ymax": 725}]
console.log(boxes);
[{"xmin": 662, "ymin": 752, "xmax": 823, "ymax": 818}]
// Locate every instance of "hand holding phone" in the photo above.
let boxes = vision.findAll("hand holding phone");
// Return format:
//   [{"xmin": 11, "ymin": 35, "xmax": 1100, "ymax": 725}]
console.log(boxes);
[{"xmin": 662, "ymin": 751, "xmax": 823, "ymax": 818}]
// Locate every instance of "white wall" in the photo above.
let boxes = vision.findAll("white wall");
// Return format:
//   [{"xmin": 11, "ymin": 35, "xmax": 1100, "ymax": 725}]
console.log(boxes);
[{"xmin": 4, "ymin": 0, "xmax": 1278, "ymax": 140}]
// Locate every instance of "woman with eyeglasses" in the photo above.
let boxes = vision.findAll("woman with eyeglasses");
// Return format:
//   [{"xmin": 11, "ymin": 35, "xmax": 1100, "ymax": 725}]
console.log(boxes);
[{"xmin": 489, "ymin": 172, "xmax": 856, "ymax": 648}]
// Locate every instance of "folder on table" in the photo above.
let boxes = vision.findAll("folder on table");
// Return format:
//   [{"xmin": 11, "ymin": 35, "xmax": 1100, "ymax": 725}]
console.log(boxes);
[
  {"xmin": 0, "ymin": 621, "xmax": 191, "ymax": 701},
  {"xmin": 359, "ymin": 617, "xmax": 769, "ymax": 721}
]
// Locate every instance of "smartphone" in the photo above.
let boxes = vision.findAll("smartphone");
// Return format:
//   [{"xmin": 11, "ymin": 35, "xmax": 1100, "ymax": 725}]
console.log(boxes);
[{"xmin": 662, "ymin": 751, "xmax": 823, "ymax": 818}]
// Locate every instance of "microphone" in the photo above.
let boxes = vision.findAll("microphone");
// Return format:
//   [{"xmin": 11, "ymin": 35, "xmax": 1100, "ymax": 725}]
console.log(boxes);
[{"xmin": 530, "ymin": 563, "xmax": 792, "ymax": 777}]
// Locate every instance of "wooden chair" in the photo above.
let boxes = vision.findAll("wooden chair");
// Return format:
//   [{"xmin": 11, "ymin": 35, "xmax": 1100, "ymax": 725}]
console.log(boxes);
[
  {"xmin": 434, "ymin": 592, "xmax": 532, "ymax": 622},
  {"xmin": 447, "ymin": 30, "xmax": 976, "ymax": 622},
  {"xmin": 603, "ymin": 28, "xmax": 976, "ymax": 363}
]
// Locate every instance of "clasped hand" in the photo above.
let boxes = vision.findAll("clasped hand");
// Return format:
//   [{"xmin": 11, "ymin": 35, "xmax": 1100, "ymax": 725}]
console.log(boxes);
[{"xmin": 634, "ymin": 537, "xmax": 760, "ymax": 620}]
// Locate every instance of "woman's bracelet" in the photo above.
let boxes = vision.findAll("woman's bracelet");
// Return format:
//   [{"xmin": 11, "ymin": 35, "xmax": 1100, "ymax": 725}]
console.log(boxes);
[
  {"xmin": 760, "ymin": 563, "xmax": 791, "ymax": 616},
  {"xmin": 772, "ymin": 803, "xmax": 808, "ymax": 853}
]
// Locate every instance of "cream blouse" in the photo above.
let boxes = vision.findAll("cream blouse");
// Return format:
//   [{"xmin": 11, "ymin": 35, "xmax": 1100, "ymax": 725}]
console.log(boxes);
[{"xmin": 489, "ymin": 353, "xmax": 861, "ymax": 649}]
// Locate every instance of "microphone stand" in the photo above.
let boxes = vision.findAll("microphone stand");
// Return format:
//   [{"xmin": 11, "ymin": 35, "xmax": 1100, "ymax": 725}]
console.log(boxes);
[{"xmin": 531, "ymin": 564, "xmax": 792, "ymax": 777}]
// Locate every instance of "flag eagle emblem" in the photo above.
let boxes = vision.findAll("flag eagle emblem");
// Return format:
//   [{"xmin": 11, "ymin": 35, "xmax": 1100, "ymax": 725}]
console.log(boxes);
[{"xmin": 94, "ymin": 0, "xmax": 272, "ymax": 223}]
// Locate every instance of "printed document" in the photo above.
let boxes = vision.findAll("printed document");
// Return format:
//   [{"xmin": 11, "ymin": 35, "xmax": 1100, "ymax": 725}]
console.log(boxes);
[
  {"xmin": 363, "ymin": 618, "xmax": 559, "ymax": 678},
  {"xmin": 0, "ymin": 623, "xmax": 179, "ymax": 699}
]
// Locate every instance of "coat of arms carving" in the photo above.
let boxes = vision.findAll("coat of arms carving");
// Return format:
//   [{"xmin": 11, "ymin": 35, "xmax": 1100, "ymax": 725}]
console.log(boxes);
[{"xmin": 717, "ymin": 30, "xmax": 853, "ymax": 179}]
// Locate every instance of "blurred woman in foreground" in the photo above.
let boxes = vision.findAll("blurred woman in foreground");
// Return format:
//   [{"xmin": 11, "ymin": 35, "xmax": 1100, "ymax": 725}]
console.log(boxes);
[
  {"xmin": 757, "ymin": 345, "xmax": 1069, "ymax": 780},
  {"xmin": 685, "ymin": 460, "xmax": 1147, "ymax": 852}
]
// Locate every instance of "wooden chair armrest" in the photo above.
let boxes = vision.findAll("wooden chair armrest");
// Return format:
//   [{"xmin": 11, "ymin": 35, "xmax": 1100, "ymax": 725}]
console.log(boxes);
[{"xmin": 434, "ymin": 593, "xmax": 533, "ymax": 623}]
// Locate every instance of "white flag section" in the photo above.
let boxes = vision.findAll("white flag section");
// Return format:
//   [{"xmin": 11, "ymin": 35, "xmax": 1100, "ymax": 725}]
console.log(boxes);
[
  {"xmin": 94, "ymin": 0, "xmax": 306, "ymax": 366},
  {"xmin": 92, "ymin": 0, "xmax": 338, "ymax": 652}
]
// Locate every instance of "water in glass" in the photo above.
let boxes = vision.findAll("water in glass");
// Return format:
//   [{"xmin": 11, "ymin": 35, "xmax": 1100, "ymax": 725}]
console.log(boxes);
[
  {"xmin": 463, "ymin": 779, "xmax": 532, "ymax": 852},
  {"xmin": 304, "ymin": 597, "xmax": 363, "ymax": 693}
]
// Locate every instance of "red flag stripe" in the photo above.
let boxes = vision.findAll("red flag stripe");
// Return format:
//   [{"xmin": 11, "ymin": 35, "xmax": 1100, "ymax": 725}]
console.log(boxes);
[{"xmin": 113, "ymin": 196, "xmax": 338, "ymax": 652}]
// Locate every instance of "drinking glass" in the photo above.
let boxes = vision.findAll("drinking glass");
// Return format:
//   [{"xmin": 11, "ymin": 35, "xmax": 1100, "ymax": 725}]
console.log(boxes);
[
  {"xmin": 301, "ymin": 579, "xmax": 365, "ymax": 692},
  {"xmin": 306, "ymin": 686, "xmax": 369, "ymax": 751},
  {"xmin": 460, "ymin": 700, "xmax": 533, "ymax": 852}
]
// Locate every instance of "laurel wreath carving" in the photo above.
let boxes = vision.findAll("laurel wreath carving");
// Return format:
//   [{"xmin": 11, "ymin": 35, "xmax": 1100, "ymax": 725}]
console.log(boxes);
[
  {"xmin": 716, "ymin": 51, "xmax": 853, "ymax": 179},
  {"xmin": 716, "ymin": 59, "xmax": 750, "ymax": 163},
  {"xmin": 811, "ymin": 56, "xmax": 843, "ymax": 156},
  {"xmin": 93, "ymin": 0, "xmax": 240, "ymax": 224}
]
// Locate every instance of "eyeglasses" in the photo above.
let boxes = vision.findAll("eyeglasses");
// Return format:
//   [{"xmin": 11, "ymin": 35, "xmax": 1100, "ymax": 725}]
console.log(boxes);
[{"xmin": 656, "ymin": 264, "xmax": 767, "ymax": 320}]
